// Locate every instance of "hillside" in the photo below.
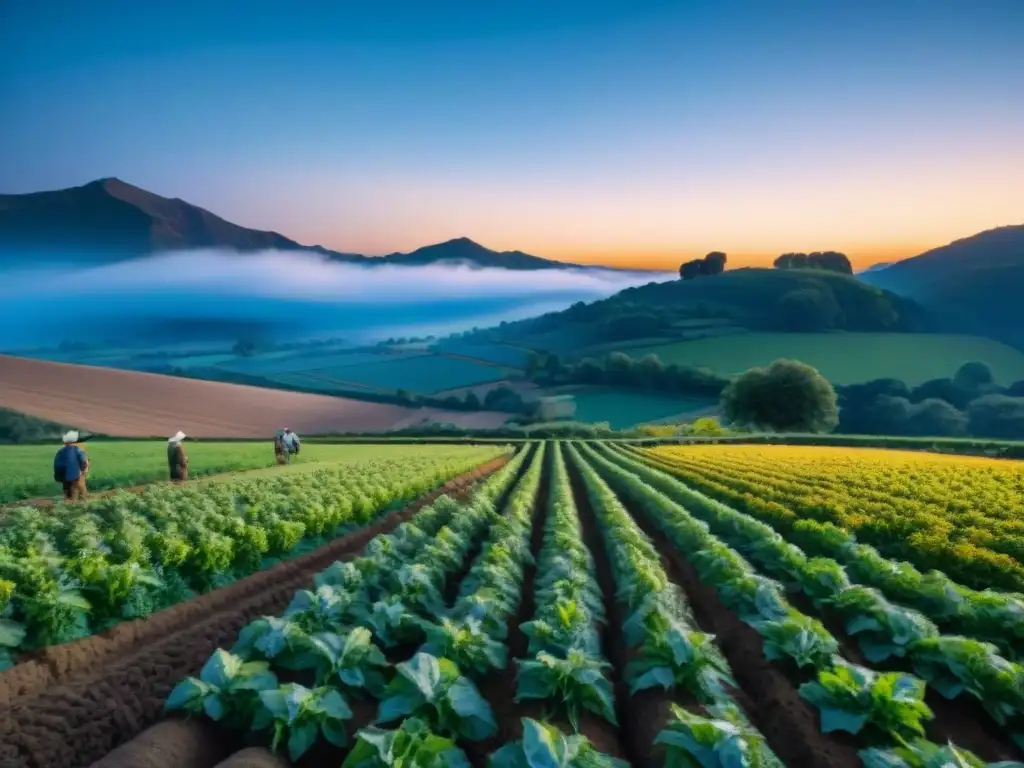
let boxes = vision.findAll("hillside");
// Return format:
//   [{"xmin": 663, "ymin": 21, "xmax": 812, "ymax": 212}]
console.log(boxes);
[
  {"xmin": 476, "ymin": 267, "xmax": 929, "ymax": 356},
  {"xmin": 0, "ymin": 179, "xmax": 584, "ymax": 270},
  {"xmin": 0, "ymin": 355, "xmax": 508, "ymax": 437},
  {"xmin": 861, "ymin": 224, "xmax": 1024, "ymax": 347}
]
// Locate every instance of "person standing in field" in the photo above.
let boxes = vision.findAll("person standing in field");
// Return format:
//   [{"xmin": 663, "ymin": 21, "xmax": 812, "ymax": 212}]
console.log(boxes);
[
  {"xmin": 167, "ymin": 431, "xmax": 189, "ymax": 482},
  {"xmin": 283, "ymin": 428, "xmax": 301, "ymax": 460},
  {"xmin": 53, "ymin": 430, "xmax": 89, "ymax": 502},
  {"xmin": 274, "ymin": 429, "xmax": 287, "ymax": 464}
]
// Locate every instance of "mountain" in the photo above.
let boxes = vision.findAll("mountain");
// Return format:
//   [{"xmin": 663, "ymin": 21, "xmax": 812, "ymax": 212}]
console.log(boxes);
[
  {"xmin": 858, "ymin": 261, "xmax": 894, "ymax": 274},
  {"xmin": 381, "ymin": 237, "xmax": 585, "ymax": 270},
  {"xmin": 0, "ymin": 178, "xmax": 582, "ymax": 271},
  {"xmin": 861, "ymin": 224, "xmax": 1024, "ymax": 348}
]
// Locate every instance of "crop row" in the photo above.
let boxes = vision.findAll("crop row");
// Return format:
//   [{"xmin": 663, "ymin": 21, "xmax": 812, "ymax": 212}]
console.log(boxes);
[
  {"xmin": 0, "ymin": 445, "xmax": 506, "ymax": 665},
  {"xmin": 612, "ymin": 445, "xmax": 1024, "ymax": 726},
  {"xmin": 92, "ymin": 439, "xmax": 1024, "ymax": 768},
  {"xmin": 578, "ymin": 442, "xmax": 1024, "ymax": 765},
  {"xmin": 162, "ymin": 442, "xmax": 540, "ymax": 765},
  {"xmin": 631, "ymin": 445, "xmax": 1024, "ymax": 658},
  {"xmin": 642, "ymin": 444, "xmax": 1024, "ymax": 592}
]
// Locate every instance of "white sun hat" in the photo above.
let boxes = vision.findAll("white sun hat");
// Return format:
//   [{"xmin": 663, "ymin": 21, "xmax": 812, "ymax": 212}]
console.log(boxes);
[
  {"xmin": 62, "ymin": 430, "xmax": 79, "ymax": 444},
  {"xmin": 168, "ymin": 430, "xmax": 186, "ymax": 443}
]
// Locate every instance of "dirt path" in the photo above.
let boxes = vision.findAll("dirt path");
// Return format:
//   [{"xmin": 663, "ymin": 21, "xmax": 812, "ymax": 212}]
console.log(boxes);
[{"xmin": 0, "ymin": 457, "xmax": 508, "ymax": 768}]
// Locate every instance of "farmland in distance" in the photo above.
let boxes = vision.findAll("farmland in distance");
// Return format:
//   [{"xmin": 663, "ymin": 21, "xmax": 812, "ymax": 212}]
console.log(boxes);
[{"xmin": 2, "ymin": 440, "xmax": 1022, "ymax": 768}]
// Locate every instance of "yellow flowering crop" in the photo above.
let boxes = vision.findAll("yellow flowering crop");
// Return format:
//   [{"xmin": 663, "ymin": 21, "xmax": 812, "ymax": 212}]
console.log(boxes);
[{"xmin": 643, "ymin": 444, "xmax": 1024, "ymax": 592}]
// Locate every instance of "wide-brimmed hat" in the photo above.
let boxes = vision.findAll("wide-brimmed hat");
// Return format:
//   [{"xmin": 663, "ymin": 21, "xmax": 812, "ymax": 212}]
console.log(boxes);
[
  {"xmin": 62, "ymin": 430, "xmax": 80, "ymax": 444},
  {"xmin": 168, "ymin": 430, "xmax": 186, "ymax": 443}
]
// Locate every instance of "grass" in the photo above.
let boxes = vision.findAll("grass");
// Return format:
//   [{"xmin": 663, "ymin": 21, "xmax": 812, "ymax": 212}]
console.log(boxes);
[
  {"xmin": 305, "ymin": 354, "xmax": 510, "ymax": 394},
  {"xmin": 625, "ymin": 332, "xmax": 1024, "ymax": 385},
  {"xmin": 0, "ymin": 441, "xmax": 434, "ymax": 503},
  {"xmin": 552, "ymin": 387, "xmax": 716, "ymax": 429}
]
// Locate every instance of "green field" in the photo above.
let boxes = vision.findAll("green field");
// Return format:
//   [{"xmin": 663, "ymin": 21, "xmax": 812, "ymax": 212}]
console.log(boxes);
[
  {"xmin": 556, "ymin": 387, "xmax": 715, "ymax": 428},
  {"xmin": 0, "ymin": 441, "xmax": 449, "ymax": 503},
  {"xmin": 626, "ymin": 332, "xmax": 1024, "ymax": 385}
]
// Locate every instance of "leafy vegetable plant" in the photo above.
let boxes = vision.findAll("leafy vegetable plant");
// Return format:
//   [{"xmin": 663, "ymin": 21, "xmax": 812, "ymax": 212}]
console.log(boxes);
[
  {"xmin": 342, "ymin": 717, "xmax": 471, "ymax": 768},
  {"xmin": 377, "ymin": 652, "xmax": 497, "ymax": 741},
  {"xmin": 305, "ymin": 627, "xmax": 391, "ymax": 698},
  {"xmin": 489, "ymin": 717, "xmax": 629, "ymax": 768},
  {"xmin": 165, "ymin": 648, "xmax": 278, "ymax": 728},
  {"xmin": 655, "ymin": 703, "xmax": 781, "ymax": 768},
  {"xmin": 798, "ymin": 660, "xmax": 933, "ymax": 741},
  {"xmin": 254, "ymin": 682, "xmax": 353, "ymax": 760},
  {"xmin": 515, "ymin": 649, "xmax": 617, "ymax": 731}
]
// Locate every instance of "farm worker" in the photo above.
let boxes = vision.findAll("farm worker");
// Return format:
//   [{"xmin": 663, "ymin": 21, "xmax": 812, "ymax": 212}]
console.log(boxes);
[
  {"xmin": 283, "ymin": 428, "xmax": 301, "ymax": 458},
  {"xmin": 167, "ymin": 431, "xmax": 189, "ymax": 482},
  {"xmin": 274, "ymin": 430, "xmax": 287, "ymax": 464},
  {"xmin": 53, "ymin": 430, "xmax": 89, "ymax": 502}
]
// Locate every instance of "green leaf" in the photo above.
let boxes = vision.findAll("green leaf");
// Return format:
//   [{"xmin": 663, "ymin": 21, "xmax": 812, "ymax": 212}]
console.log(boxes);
[
  {"xmin": 399, "ymin": 652, "xmax": 443, "ymax": 701},
  {"xmin": 203, "ymin": 694, "xmax": 226, "ymax": 721},
  {"xmin": 321, "ymin": 718, "xmax": 349, "ymax": 748},
  {"xmin": 819, "ymin": 707, "xmax": 868, "ymax": 735},
  {"xmin": 199, "ymin": 649, "xmax": 241, "ymax": 688},
  {"xmin": 165, "ymin": 678, "xmax": 205, "ymax": 711},
  {"xmin": 288, "ymin": 720, "xmax": 319, "ymax": 761}
]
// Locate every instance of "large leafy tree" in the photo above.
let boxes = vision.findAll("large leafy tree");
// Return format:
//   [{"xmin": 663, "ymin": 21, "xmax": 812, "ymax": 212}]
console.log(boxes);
[{"xmin": 721, "ymin": 359, "xmax": 838, "ymax": 433}]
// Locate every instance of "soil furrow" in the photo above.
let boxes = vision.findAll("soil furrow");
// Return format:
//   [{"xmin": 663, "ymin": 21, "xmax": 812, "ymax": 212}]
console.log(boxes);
[
  {"xmin": 563, "ymin": 450, "xmax": 642, "ymax": 764},
  {"xmin": 0, "ymin": 457, "xmax": 508, "ymax": 768},
  {"xmin": 463, "ymin": 446, "xmax": 549, "ymax": 768},
  {"xmin": 599, "ymin": 475, "xmax": 862, "ymax": 768}
]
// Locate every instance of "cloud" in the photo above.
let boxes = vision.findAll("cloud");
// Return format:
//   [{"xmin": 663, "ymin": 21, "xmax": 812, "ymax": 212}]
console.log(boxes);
[{"xmin": 1, "ymin": 249, "xmax": 675, "ymax": 349}]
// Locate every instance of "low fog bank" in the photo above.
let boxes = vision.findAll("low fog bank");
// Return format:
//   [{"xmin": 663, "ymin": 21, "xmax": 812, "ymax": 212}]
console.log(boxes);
[{"xmin": 0, "ymin": 249, "xmax": 674, "ymax": 349}]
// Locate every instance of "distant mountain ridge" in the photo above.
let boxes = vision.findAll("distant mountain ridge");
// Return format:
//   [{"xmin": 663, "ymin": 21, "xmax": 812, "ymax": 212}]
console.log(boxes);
[
  {"xmin": 861, "ymin": 224, "xmax": 1024, "ymax": 349},
  {"xmin": 0, "ymin": 178, "xmax": 592, "ymax": 271}
]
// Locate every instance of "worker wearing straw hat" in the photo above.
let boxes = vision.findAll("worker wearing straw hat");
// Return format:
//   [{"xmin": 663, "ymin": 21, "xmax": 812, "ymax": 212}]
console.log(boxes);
[
  {"xmin": 53, "ymin": 430, "xmax": 89, "ymax": 501},
  {"xmin": 167, "ymin": 431, "xmax": 189, "ymax": 482}
]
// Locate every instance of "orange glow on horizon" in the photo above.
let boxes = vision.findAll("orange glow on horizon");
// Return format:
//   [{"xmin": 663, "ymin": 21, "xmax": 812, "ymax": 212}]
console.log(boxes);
[{"xmin": 536, "ymin": 243, "xmax": 936, "ymax": 271}]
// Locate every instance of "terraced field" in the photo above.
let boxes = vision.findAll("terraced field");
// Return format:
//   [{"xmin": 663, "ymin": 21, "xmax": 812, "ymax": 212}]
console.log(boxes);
[{"xmin": 1, "ymin": 441, "xmax": 1022, "ymax": 768}]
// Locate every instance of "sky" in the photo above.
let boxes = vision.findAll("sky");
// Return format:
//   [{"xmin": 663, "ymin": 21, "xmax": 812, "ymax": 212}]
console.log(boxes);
[{"xmin": 1, "ymin": 0, "xmax": 1022, "ymax": 270}]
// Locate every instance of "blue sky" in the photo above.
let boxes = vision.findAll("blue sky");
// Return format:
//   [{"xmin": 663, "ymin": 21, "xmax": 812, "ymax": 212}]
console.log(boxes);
[{"xmin": 2, "ymin": 0, "xmax": 1022, "ymax": 267}]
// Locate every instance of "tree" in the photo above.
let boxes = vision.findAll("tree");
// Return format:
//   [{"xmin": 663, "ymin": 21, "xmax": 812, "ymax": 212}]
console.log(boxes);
[
  {"xmin": 910, "ymin": 378, "xmax": 973, "ymax": 410},
  {"xmin": 903, "ymin": 398, "xmax": 968, "ymax": 436},
  {"xmin": 776, "ymin": 288, "xmax": 841, "ymax": 331},
  {"xmin": 463, "ymin": 392, "xmax": 481, "ymax": 410},
  {"xmin": 679, "ymin": 252, "xmax": 727, "ymax": 280},
  {"xmin": 967, "ymin": 395, "xmax": 1024, "ymax": 439},
  {"xmin": 774, "ymin": 251, "xmax": 852, "ymax": 274},
  {"xmin": 679, "ymin": 259, "xmax": 704, "ymax": 280},
  {"xmin": 703, "ymin": 252, "xmax": 727, "ymax": 275},
  {"xmin": 721, "ymin": 359, "xmax": 838, "ymax": 433},
  {"xmin": 953, "ymin": 361, "xmax": 995, "ymax": 391}
]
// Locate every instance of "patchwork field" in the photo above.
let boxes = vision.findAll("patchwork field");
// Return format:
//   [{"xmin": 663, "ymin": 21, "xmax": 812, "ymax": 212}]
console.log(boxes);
[
  {"xmin": 0, "ymin": 355, "xmax": 509, "ymax": 439},
  {"xmin": 2, "ymin": 440, "xmax": 1021, "ymax": 768},
  {"xmin": 553, "ymin": 386, "xmax": 716, "ymax": 428},
  {"xmin": 625, "ymin": 332, "xmax": 1024, "ymax": 385}
]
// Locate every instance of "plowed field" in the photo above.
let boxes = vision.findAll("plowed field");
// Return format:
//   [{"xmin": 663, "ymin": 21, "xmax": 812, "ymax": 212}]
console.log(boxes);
[
  {"xmin": 0, "ymin": 355, "xmax": 508, "ymax": 437},
  {"xmin": 3, "ymin": 441, "xmax": 1022, "ymax": 768}
]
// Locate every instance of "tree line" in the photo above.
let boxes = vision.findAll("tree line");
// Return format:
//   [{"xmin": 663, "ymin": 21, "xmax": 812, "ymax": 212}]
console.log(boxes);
[
  {"xmin": 718, "ymin": 358, "xmax": 1024, "ymax": 439},
  {"xmin": 677, "ymin": 250, "xmax": 854, "ymax": 281}
]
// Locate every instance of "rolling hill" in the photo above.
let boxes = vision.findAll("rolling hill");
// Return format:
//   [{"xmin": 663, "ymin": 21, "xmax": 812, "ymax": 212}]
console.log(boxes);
[
  {"xmin": 0, "ymin": 178, "xmax": 586, "ymax": 271},
  {"xmin": 477, "ymin": 267, "xmax": 930, "ymax": 356},
  {"xmin": 861, "ymin": 224, "xmax": 1024, "ymax": 348}
]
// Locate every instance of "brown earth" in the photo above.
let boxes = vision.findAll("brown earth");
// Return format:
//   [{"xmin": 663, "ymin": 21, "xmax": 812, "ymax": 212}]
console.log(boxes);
[
  {"xmin": 213, "ymin": 748, "xmax": 290, "ymax": 768},
  {"xmin": 0, "ymin": 355, "xmax": 508, "ymax": 438},
  {"xmin": 0, "ymin": 456, "xmax": 508, "ymax": 768}
]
